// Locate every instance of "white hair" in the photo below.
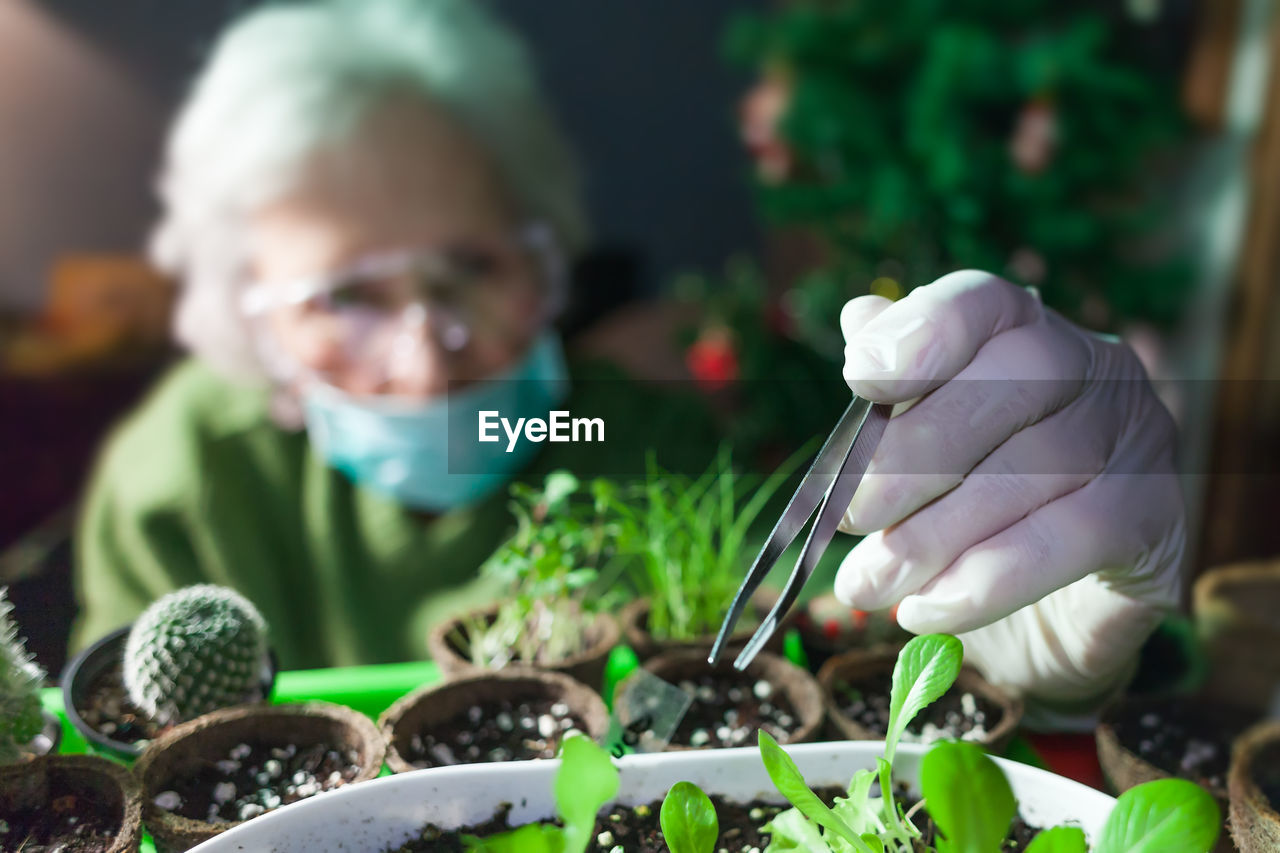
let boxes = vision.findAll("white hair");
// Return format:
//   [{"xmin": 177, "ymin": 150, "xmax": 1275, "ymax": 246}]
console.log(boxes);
[{"xmin": 152, "ymin": 0, "xmax": 589, "ymax": 381}]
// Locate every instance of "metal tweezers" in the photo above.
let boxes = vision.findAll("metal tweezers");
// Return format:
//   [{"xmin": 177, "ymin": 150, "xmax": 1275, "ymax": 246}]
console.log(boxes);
[{"xmin": 709, "ymin": 395, "xmax": 893, "ymax": 670}]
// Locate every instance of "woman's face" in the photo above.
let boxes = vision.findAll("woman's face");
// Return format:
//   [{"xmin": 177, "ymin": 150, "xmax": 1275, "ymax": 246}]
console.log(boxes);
[{"xmin": 248, "ymin": 94, "xmax": 545, "ymax": 398}]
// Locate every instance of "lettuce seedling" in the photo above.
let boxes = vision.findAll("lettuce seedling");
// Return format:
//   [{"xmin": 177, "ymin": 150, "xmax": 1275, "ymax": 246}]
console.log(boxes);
[
  {"xmin": 754, "ymin": 633, "xmax": 1221, "ymax": 853},
  {"xmin": 464, "ymin": 734, "xmax": 619, "ymax": 853},
  {"xmin": 761, "ymin": 633, "xmax": 963, "ymax": 852},
  {"xmin": 1094, "ymin": 778, "xmax": 1220, "ymax": 853},
  {"xmin": 660, "ymin": 781, "xmax": 719, "ymax": 853},
  {"xmin": 919, "ymin": 740, "xmax": 1015, "ymax": 853},
  {"xmin": 466, "ymin": 637, "xmax": 1221, "ymax": 853}
]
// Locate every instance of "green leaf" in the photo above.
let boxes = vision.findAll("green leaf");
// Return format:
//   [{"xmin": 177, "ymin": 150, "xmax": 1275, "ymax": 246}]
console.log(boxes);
[
  {"xmin": 543, "ymin": 471, "xmax": 580, "ymax": 507},
  {"xmin": 919, "ymin": 741, "xmax": 1015, "ymax": 853},
  {"xmin": 463, "ymin": 824, "xmax": 565, "ymax": 853},
  {"xmin": 660, "ymin": 782, "xmax": 720, "ymax": 853},
  {"xmin": 885, "ymin": 634, "xmax": 963, "ymax": 763},
  {"xmin": 758, "ymin": 730, "xmax": 873, "ymax": 852},
  {"xmin": 761, "ymin": 808, "xmax": 827, "ymax": 851},
  {"xmin": 554, "ymin": 735, "xmax": 620, "ymax": 853},
  {"xmin": 1024, "ymin": 826, "xmax": 1088, "ymax": 853},
  {"xmin": 1094, "ymin": 778, "xmax": 1220, "ymax": 853},
  {"xmin": 860, "ymin": 835, "xmax": 886, "ymax": 853}
]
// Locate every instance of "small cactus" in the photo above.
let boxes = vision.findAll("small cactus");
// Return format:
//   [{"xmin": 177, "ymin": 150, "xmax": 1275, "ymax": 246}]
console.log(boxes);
[
  {"xmin": 0, "ymin": 588, "xmax": 46, "ymax": 764},
  {"xmin": 123, "ymin": 585, "xmax": 269, "ymax": 726}
]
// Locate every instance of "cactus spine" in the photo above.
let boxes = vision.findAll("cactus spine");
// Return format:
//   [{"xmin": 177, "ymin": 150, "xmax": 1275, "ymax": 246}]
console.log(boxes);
[
  {"xmin": 0, "ymin": 588, "xmax": 45, "ymax": 763},
  {"xmin": 123, "ymin": 585, "xmax": 268, "ymax": 726}
]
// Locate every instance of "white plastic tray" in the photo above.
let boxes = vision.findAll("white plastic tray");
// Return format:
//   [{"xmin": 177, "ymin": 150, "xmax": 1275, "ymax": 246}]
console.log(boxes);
[{"xmin": 190, "ymin": 741, "xmax": 1116, "ymax": 852}]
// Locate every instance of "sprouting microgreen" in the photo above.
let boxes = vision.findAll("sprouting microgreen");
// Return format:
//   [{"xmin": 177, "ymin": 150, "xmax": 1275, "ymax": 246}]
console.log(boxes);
[
  {"xmin": 660, "ymin": 781, "xmax": 719, "ymax": 853},
  {"xmin": 1023, "ymin": 826, "xmax": 1089, "ymax": 853},
  {"xmin": 453, "ymin": 471, "xmax": 623, "ymax": 669},
  {"xmin": 599, "ymin": 442, "xmax": 816, "ymax": 642},
  {"xmin": 465, "ymin": 734, "xmax": 618, "ymax": 853},
  {"xmin": 1093, "ymin": 778, "xmax": 1220, "ymax": 853},
  {"xmin": 919, "ymin": 740, "xmax": 1015, "ymax": 853}
]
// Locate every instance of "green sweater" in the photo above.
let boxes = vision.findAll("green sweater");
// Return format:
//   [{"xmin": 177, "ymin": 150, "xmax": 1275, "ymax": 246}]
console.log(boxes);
[{"xmin": 71, "ymin": 358, "xmax": 719, "ymax": 670}]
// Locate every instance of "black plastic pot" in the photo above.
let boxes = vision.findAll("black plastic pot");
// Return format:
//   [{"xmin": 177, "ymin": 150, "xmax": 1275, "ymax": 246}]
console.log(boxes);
[{"xmin": 61, "ymin": 624, "xmax": 277, "ymax": 760}]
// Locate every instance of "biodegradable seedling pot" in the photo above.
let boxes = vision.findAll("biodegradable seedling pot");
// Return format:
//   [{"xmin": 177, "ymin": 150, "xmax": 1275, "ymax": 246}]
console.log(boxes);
[
  {"xmin": 61, "ymin": 625, "xmax": 277, "ymax": 761},
  {"xmin": 134, "ymin": 702, "xmax": 385, "ymax": 853},
  {"xmin": 1095, "ymin": 696, "xmax": 1253, "ymax": 799},
  {"xmin": 1228, "ymin": 720, "xmax": 1280, "ymax": 852},
  {"xmin": 0, "ymin": 754, "xmax": 143, "ymax": 852},
  {"xmin": 427, "ymin": 604, "xmax": 620, "ymax": 690},
  {"xmin": 1095, "ymin": 695, "xmax": 1251, "ymax": 853},
  {"xmin": 1194, "ymin": 560, "xmax": 1280, "ymax": 713},
  {"xmin": 817, "ymin": 645, "xmax": 1022, "ymax": 751},
  {"xmin": 183, "ymin": 741, "xmax": 1120, "ymax": 853},
  {"xmin": 618, "ymin": 589, "xmax": 789, "ymax": 662},
  {"xmin": 615, "ymin": 648, "xmax": 824, "ymax": 750},
  {"xmin": 379, "ymin": 667, "xmax": 610, "ymax": 773}
]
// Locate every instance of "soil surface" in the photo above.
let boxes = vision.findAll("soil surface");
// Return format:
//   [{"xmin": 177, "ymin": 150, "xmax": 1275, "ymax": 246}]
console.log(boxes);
[
  {"xmin": 913, "ymin": 809, "xmax": 1041, "ymax": 851},
  {"xmin": 668, "ymin": 673, "xmax": 800, "ymax": 748},
  {"xmin": 154, "ymin": 739, "xmax": 363, "ymax": 824},
  {"xmin": 76, "ymin": 664, "xmax": 165, "ymax": 746},
  {"xmin": 382, "ymin": 792, "xmax": 839, "ymax": 853},
  {"xmin": 835, "ymin": 672, "xmax": 999, "ymax": 744},
  {"xmin": 0, "ymin": 786, "xmax": 121, "ymax": 853},
  {"xmin": 1111, "ymin": 704, "xmax": 1247, "ymax": 791},
  {"xmin": 402, "ymin": 698, "xmax": 587, "ymax": 768},
  {"xmin": 384, "ymin": 787, "xmax": 1043, "ymax": 852}
]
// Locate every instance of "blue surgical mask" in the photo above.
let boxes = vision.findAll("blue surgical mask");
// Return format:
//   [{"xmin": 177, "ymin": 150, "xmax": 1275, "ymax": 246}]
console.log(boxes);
[{"xmin": 302, "ymin": 332, "xmax": 570, "ymax": 512}]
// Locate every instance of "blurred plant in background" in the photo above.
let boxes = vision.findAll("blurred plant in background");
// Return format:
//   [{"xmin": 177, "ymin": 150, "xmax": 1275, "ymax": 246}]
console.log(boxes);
[
  {"xmin": 455, "ymin": 472, "xmax": 618, "ymax": 669},
  {"xmin": 599, "ymin": 444, "xmax": 813, "ymax": 641},
  {"xmin": 724, "ymin": 0, "xmax": 1193, "ymax": 332},
  {"xmin": 673, "ymin": 1, "xmax": 1192, "ymax": 456},
  {"xmin": 674, "ymin": 258, "xmax": 848, "ymax": 463}
]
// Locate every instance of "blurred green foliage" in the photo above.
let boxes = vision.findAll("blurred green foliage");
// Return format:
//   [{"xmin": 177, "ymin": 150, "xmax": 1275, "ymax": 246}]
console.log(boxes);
[{"xmin": 724, "ymin": 0, "xmax": 1193, "ymax": 330}]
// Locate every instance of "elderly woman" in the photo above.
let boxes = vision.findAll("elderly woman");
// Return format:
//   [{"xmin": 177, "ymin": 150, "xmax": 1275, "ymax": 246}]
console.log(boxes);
[{"xmin": 71, "ymin": 0, "xmax": 710, "ymax": 669}]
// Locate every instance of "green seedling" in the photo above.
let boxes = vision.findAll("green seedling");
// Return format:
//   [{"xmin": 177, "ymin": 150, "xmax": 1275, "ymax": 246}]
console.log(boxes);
[
  {"xmin": 1094, "ymin": 778, "xmax": 1220, "ymax": 853},
  {"xmin": 1024, "ymin": 826, "xmax": 1089, "ymax": 853},
  {"xmin": 761, "ymin": 633, "xmax": 962, "ymax": 852},
  {"xmin": 599, "ymin": 443, "xmax": 814, "ymax": 642},
  {"xmin": 455, "ymin": 471, "xmax": 618, "ymax": 669},
  {"xmin": 464, "ymin": 734, "xmax": 619, "ymax": 853},
  {"xmin": 752, "ymin": 633, "xmax": 1220, "ymax": 853},
  {"xmin": 919, "ymin": 741, "xmax": 1016, "ymax": 853},
  {"xmin": 462, "ymin": 635, "xmax": 1221, "ymax": 853},
  {"xmin": 660, "ymin": 781, "xmax": 719, "ymax": 853}
]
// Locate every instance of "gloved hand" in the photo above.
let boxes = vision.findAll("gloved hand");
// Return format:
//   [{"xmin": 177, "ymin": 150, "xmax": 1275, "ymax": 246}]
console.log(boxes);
[{"xmin": 836, "ymin": 270, "xmax": 1187, "ymax": 720}]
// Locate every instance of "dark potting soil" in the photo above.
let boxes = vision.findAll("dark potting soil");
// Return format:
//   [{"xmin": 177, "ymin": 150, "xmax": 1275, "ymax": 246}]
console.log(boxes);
[
  {"xmin": 384, "ymin": 806, "xmax": 515, "ymax": 852},
  {"xmin": 155, "ymin": 740, "xmax": 363, "ymax": 824},
  {"xmin": 0, "ymin": 787, "xmax": 121, "ymax": 853},
  {"xmin": 75, "ymin": 663, "xmax": 165, "ymax": 746},
  {"xmin": 382, "ymin": 790, "xmax": 844, "ymax": 853},
  {"xmin": 669, "ymin": 673, "xmax": 799, "ymax": 749},
  {"xmin": 385, "ymin": 787, "xmax": 1044, "ymax": 852},
  {"xmin": 913, "ymin": 807, "xmax": 1042, "ymax": 851},
  {"xmin": 1111, "ymin": 704, "xmax": 1246, "ymax": 791},
  {"xmin": 402, "ymin": 698, "xmax": 587, "ymax": 768},
  {"xmin": 836, "ymin": 672, "xmax": 998, "ymax": 744}
]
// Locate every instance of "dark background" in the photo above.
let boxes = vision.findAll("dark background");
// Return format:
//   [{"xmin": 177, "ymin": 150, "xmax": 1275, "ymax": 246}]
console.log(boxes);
[{"xmin": 27, "ymin": 0, "xmax": 764, "ymax": 300}]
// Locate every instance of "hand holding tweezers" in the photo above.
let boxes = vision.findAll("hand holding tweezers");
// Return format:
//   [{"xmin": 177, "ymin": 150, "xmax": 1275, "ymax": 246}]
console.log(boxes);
[{"xmin": 708, "ymin": 395, "xmax": 892, "ymax": 670}]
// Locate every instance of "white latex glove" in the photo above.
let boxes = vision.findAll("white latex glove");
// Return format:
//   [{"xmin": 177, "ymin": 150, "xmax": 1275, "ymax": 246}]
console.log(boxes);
[{"xmin": 836, "ymin": 270, "xmax": 1187, "ymax": 720}]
